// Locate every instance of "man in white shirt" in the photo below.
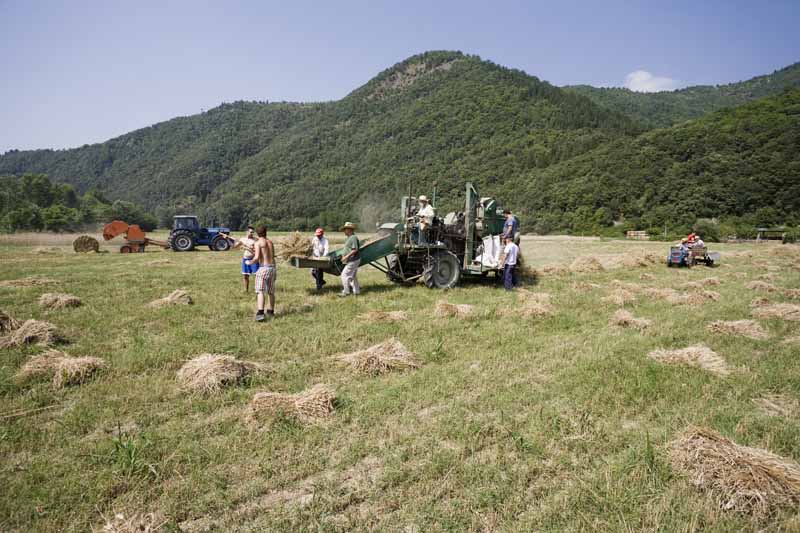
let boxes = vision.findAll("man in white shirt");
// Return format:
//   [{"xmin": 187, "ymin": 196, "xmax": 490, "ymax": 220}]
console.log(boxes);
[
  {"xmin": 231, "ymin": 226, "xmax": 258, "ymax": 292},
  {"xmin": 417, "ymin": 195, "xmax": 435, "ymax": 244},
  {"xmin": 311, "ymin": 227, "xmax": 329, "ymax": 291},
  {"xmin": 502, "ymin": 236, "xmax": 519, "ymax": 291}
]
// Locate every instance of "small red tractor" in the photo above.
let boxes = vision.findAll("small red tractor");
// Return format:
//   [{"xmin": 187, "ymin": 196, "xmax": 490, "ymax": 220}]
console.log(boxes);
[{"xmin": 102, "ymin": 220, "xmax": 169, "ymax": 253}]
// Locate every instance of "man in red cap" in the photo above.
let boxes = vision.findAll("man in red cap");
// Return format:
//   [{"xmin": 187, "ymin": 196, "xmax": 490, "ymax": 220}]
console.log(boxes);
[{"xmin": 311, "ymin": 227, "xmax": 329, "ymax": 291}]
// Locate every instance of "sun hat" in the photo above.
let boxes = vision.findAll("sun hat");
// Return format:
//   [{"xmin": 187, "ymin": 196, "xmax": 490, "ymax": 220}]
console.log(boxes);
[
  {"xmin": 418, "ymin": 195, "xmax": 429, "ymax": 202},
  {"xmin": 340, "ymin": 222, "xmax": 357, "ymax": 231}
]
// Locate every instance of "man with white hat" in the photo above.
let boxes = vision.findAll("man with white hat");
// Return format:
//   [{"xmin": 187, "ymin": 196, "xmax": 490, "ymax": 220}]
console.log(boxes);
[
  {"xmin": 311, "ymin": 227, "xmax": 329, "ymax": 291},
  {"xmin": 417, "ymin": 195, "xmax": 435, "ymax": 244},
  {"xmin": 339, "ymin": 222, "xmax": 360, "ymax": 297}
]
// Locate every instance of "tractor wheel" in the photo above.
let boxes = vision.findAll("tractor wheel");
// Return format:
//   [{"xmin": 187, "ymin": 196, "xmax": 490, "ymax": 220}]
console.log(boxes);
[
  {"xmin": 169, "ymin": 229, "xmax": 195, "ymax": 252},
  {"xmin": 210, "ymin": 236, "xmax": 231, "ymax": 252},
  {"xmin": 120, "ymin": 245, "xmax": 132, "ymax": 253},
  {"xmin": 423, "ymin": 250, "xmax": 461, "ymax": 289}
]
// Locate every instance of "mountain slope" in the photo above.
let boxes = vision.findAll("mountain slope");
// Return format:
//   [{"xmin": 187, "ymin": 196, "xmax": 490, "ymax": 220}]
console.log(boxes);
[{"xmin": 565, "ymin": 62, "xmax": 800, "ymax": 128}]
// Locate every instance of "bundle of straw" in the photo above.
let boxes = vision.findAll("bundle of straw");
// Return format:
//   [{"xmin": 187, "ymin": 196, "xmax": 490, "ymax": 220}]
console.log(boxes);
[
  {"xmin": 435, "ymin": 301, "xmax": 474, "ymax": 319},
  {"xmin": 277, "ymin": 231, "xmax": 312, "ymax": 261},
  {"xmin": 335, "ymin": 338, "xmax": 420, "ymax": 375},
  {"xmin": 148, "ymin": 289, "xmax": 193, "ymax": 308},
  {"xmin": 16, "ymin": 349, "xmax": 105, "ymax": 388},
  {"xmin": 707, "ymin": 320, "xmax": 767, "ymax": 340},
  {"xmin": 39, "ymin": 293, "xmax": 82, "ymax": 310},
  {"xmin": 177, "ymin": 354, "xmax": 261, "ymax": 394},
  {"xmin": 250, "ymin": 384, "xmax": 335, "ymax": 424},
  {"xmin": 647, "ymin": 344, "xmax": 729, "ymax": 376},
  {"xmin": 610, "ymin": 309, "xmax": 651, "ymax": 330},
  {"xmin": 0, "ymin": 320, "xmax": 62, "ymax": 348},
  {"xmin": 0, "ymin": 310, "xmax": 20, "ymax": 333},
  {"xmin": 569, "ymin": 256, "xmax": 605, "ymax": 273}
]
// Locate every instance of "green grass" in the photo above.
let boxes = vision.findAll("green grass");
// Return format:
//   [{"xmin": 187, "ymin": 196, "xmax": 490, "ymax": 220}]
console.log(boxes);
[{"xmin": 1, "ymin": 235, "xmax": 799, "ymax": 531}]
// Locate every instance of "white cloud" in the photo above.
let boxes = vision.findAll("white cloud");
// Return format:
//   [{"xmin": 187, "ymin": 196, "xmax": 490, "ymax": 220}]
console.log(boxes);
[{"xmin": 623, "ymin": 70, "xmax": 680, "ymax": 92}]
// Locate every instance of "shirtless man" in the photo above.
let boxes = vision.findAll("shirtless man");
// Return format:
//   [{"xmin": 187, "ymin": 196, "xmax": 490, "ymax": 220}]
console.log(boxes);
[
  {"xmin": 232, "ymin": 226, "xmax": 257, "ymax": 292},
  {"xmin": 246, "ymin": 225, "xmax": 276, "ymax": 321}
]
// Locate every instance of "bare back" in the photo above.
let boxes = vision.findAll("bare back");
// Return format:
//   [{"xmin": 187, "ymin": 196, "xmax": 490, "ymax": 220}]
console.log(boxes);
[{"xmin": 253, "ymin": 237, "xmax": 275, "ymax": 266}]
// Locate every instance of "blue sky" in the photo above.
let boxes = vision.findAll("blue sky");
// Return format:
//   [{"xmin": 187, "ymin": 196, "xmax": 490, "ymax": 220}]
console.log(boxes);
[{"xmin": 1, "ymin": 0, "xmax": 798, "ymax": 153}]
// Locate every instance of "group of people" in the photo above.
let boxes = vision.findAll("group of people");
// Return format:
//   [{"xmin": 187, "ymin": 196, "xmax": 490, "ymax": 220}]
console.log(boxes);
[{"xmin": 678, "ymin": 232, "xmax": 705, "ymax": 252}]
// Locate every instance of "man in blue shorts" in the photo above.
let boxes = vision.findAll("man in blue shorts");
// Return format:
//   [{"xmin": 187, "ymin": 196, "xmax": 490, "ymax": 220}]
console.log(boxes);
[{"xmin": 232, "ymin": 226, "xmax": 258, "ymax": 292}]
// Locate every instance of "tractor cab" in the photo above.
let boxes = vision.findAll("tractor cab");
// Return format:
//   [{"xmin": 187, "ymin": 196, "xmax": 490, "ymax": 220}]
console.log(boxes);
[
  {"xmin": 168, "ymin": 215, "xmax": 232, "ymax": 252},
  {"xmin": 173, "ymin": 216, "xmax": 200, "ymax": 231}
]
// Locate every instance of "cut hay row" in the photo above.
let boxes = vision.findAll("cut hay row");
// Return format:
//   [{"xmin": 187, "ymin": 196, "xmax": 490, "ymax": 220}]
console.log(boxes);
[
  {"xmin": 249, "ymin": 384, "xmax": 335, "ymax": 424},
  {"xmin": 0, "ymin": 277, "xmax": 57, "ymax": 288},
  {"xmin": 602, "ymin": 289, "xmax": 637, "ymax": 306},
  {"xmin": 610, "ymin": 309, "xmax": 651, "ymax": 330},
  {"xmin": 610, "ymin": 280, "xmax": 643, "ymax": 292},
  {"xmin": 277, "ymin": 231, "xmax": 311, "ymax": 261},
  {"xmin": 746, "ymin": 280, "xmax": 779, "ymax": 293},
  {"xmin": 569, "ymin": 256, "xmax": 604, "ymax": 273},
  {"xmin": 73, "ymin": 235, "xmax": 100, "ymax": 253},
  {"xmin": 177, "ymin": 354, "xmax": 262, "ymax": 394},
  {"xmin": 148, "ymin": 289, "xmax": 193, "ymax": 308},
  {"xmin": 0, "ymin": 310, "xmax": 20, "ymax": 333},
  {"xmin": 750, "ymin": 297, "xmax": 770, "ymax": 308},
  {"xmin": 540, "ymin": 263, "xmax": 570, "ymax": 276},
  {"xmin": 647, "ymin": 344, "xmax": 729, "ymax": 376},
  {"xmin": 731, "ymin": 272, "xmax": 748, "ymax": 279},
  {"xmin": 0, "ymin": 319, "xmax": 62, "ymax": 348},
  {"xmin": 39, "ymin": 293, "xmax": 82, "ymax": 310},
  {"xmin": 752, "ymin": 393, "xmax": 798, "ymax": 418},
  {"xmin": 15, "ymin": 349, "xmax": 105, "ymax": 388},
  {"xmin": 707, "ymin": 320, "xmax": 767, "ymax": 340},
  {"xmin": 435, "ymin": 301, "xmax": 474, "ymax": 319},
  {"xmin": 357, "ymin": 310, "xmax": 408, "ymax": 323},
  {"xmin": 751, "ymin": 303, "xmax": 800, "ymax": 322},
  {"xmin": 335, "ymin": 338, "xmax": 420, "ymax": 375},
  {"xmin": 669, "ymin": 426, "xmax": 800, "ymax": 516}
]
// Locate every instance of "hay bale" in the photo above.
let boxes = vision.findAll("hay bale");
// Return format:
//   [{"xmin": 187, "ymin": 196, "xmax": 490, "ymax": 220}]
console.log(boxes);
[
  {"xmin": 602, "ymin": 289, "xmax": 637, "ymax": 306},
  {"xmin": 435, "ymin": 301, "xmax": 474, "ymax": 319},
  {"xmin": 0, "ymin": 319, "xmax": 62, "ymax": 348},
  {"xmin": 669, "ymin": 426, "xmax": 800, "ymax": 516},
  {"xmin": 177, "ymin": 354, "xmax": 262, "ymax": 394},
  {"xmin": 0, "ymin": 310, "xmax": 20, "ymax": 333},
  {"xmin": 707, "ymin": 320, "xmax": 767, "ymax": 340},
  {"xmin": 335, "ymin": 338, "xmax": 420, "ymax": 375},
  {"xmin": 643, "ymin": 287, "xmax": 678, "ymax": 301},
  {"xmin": 752, "ymin": 303, "xmax": 800, "ymax": 322},
  {"xmin": 73, "ymin": 235, "xmax": 100, "ymax": 253},
  {"xmin": 277, "ymin": 231, "xmax": 311, "ymax": 261},
  {"xmin": 358, "ymin": 310, "xmax": 408, "ymax": 322},
  {"xmin": 752, "ymin": 394, "xmax": 798, "ymax": 418},
  {"xmin": 16, "ymin": 349, "xmax": 105, "ymax": 388},
  {"xmin": 0, "ymin": 277, "xmax": 57, "ymax": 288},
  {"xmin": 250, "ymin": 384, "xmax": 335, "ymax": 424},
  {"xmin": 569, "ymin": 256, "xmax": 604, "ymax": 273},
  {"xmin": 39, "ymin": 293, "xmax": 82, "ymax": 310},
  {"xmin": 746, "ymin": 280, "xmax": 779, "ymax": 293},
  {"xmin": 610, "ymin": 309, "xmax": 651, "ymax": 330},
  {"xmin": 647, "ymin": 344, "xmax": 729, "ymax": 376},
  {"xmin": 148, "ymin": 289, "xmax": 193, "ymax": 308},
  {"xmin": 620, "ymin": 251, "xmax": 660, "ymax": 268},
  {"xmin": 682, "ymin": 277, "xmax": 721, "ymax": 289}
]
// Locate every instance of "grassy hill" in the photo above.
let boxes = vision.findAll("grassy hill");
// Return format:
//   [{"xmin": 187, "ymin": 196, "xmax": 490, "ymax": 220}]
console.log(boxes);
[{"xmin": 565, "ymin": 62, "xmax": 800, "ymax": 129}]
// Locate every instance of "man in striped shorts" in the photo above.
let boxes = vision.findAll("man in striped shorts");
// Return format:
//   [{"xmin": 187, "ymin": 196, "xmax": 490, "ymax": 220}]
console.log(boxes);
[{"xmin": 246, "ymin": 225, "xmax": 276, "ymax": 321}]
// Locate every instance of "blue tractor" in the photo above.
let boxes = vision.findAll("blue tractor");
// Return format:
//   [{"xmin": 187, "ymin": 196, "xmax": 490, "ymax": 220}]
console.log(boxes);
[{"xmin": 167, "ymin": 216, "xmax": 232, "ymax": 252}]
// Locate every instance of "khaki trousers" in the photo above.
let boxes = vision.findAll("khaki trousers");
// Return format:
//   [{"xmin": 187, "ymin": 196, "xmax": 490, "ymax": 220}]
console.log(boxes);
[{"xmin": 340, "ymin": 259, "xmax": 361, "ymax": 295}]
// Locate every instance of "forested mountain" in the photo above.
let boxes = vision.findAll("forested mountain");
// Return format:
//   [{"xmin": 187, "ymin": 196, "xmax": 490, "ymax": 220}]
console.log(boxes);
[
  {"xmin": 1, "ymin": 51, "xmax": 798, "ymax": 236},
  {"xmin": 565, "ymin": 62, "xmax": 800, "ymax": 128}
]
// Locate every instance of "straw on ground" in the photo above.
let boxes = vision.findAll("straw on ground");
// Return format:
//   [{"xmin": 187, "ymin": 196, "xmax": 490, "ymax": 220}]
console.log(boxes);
[
  {"xmin": 148, "ymin": 289, "xmax": 193, "ymax": 308},
  {"xmin": 707, "ymin": 320, "xmax": 767, "ymax": 340},
  {"xmin": 751, "ymin": 304, "xmax": 800, "ymax": 321},
  {"xmin": 0, "ymin": 310, "xmax": 20, "ymax": 333},
  {"xmin": 177, "ymin": 354, "xmax": 262, "ymax": 394},
  {"xmin": 435, "ymin": 301, "xmax": 474, "ymax": 319},
  {"xmin": 39, "ymin": 293, "xmax": 82, "ymax": 310},
  {"xmin": 610, "ymin": 309, "xmax": 651, "ymax": 330},
  {"xmin": 648, "ymin": 344, "xmax": 730, "ymax": 376},
  {"xmin": 357, "ymin": 310, "xmax": 408, "ymax": 322},
  {"xmin": 335, "ymin": 338, "xmax": 420, "ymax": 375},
  {"xmin": 0, "ymin": 319, "xmax": 62, "ymax": 348},
  {"xmin": 249, "ymin": 384, "xmax": 335, "ymax": 424},
  {"xmin": 16, "ymin": 349, "xmax": 106, "ymax": 388}
]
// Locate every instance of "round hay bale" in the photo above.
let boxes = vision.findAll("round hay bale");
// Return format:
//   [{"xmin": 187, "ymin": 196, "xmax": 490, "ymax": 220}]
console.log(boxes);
[{"xmin": 73, "ymin": 235, "xmax": 100, "ymax": 253}]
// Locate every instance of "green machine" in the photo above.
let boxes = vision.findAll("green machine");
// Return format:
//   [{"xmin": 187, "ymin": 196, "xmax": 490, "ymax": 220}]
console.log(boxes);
[{"xmin": 290, "ymin": 182, "xmax": 509, "ymax": 289}]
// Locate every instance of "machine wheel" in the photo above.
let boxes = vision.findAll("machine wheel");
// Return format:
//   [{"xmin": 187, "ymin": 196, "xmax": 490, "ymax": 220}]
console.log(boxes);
[
  {"xmin": 120, "ymin": 245, "xmax": 132, "ymax": 253},
  {"xmin": 210, "ymin": 236, "xmax": 231, "ymax": 252},
  {"xmin": 423, "ymin": 251, "xmax": 461, "ymax": 289},
  {"xmin": 169, "ymin": 229, "xmax": 195, "ymax": 252}
]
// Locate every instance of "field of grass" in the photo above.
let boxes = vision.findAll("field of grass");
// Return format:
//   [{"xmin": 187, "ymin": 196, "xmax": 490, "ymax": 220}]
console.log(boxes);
[{"xmin": 1, "ymin": 233, "xmax": 799, "ymax": 531}]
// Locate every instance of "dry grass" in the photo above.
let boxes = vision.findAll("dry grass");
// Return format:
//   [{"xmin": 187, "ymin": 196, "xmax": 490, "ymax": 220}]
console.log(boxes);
[
  {"xmin": 782, "ymin": 288, "xmax": 800, "ymax": 299},
  {"xmin": 746, "ymin": 280, "xmax": 779, "ymax": 293},
  {"xmin": 249, "ymin": 384, "xmax": 335, "ymax": 424},
  {"xmin": 0, "ymin": 277, "xmax": 57, "ymax": 288},
  {"xmin": 610, "ymin": 280, "xmax": 643, "ymax": 292},
  {"xmin": 751, "ymin": 303, "xmax": 800, "ymax": 322},
  {"xmin": 435, "ymin": 301, "xmax": 474, "ymax": 319},
  {"xmin": 617, "ymin": 251, "xmax": 661, "ymax": 268},
  {"xmin": 16, "ymin": 349, "xmax": 106, "ymax": 388},
  {"xmin": 515, "ymin": 302, "xmax": 555, "ymax": 318},
  {"xmin": 148, "ymin": 289, "xmax": 193, "ymax": 308},
  {"xmin": 602, "ymin": 289, "xmax": 637, "ymax": 306},
  {"xmin": 33, "ymin": 246, "xmax": 61, "ymax": 254},
  {"xmin": 571, "ymin": 281, "xmax": 603, "ymax": 291},
  {"xmin": 145, "ymin": 259, "xmax": 173, "ymax": 266},
  {"xmin": 782, "ymin": 335, "xmax": 800, "ymax": 345},
  {"xmin": 647, "ymin": 344, "xmax": 730, "ymax": 376},
  {"xmin": 610, "ymin": 309, "xmax": 651, "ymax": 330},
  {"xmin": 752, "ymin": 394, "xmax": 798, "ymax": 418},
  {"xmin": 0, "ymin": 310, "xmax": 20, "ymax": 333},
  {"xmin": 73, "ymin": 235, "xmax": 100, "ymax": 253},
  {"xmin": 96, "ymin": 511, "xmax": 165, "ymax": 532},
  {"xmin": 643, "ymin": 288, "xmax": 720, "ymax": 305},
  {"xmin": 639, "ymin": 273, "xmax": 656, "ymax": 281},
  {"xmin": 756, "ymin": 273, "xmax": 778, "ymax": 282},
  {"xmin": 335, "ymin": 338, "xmax": 421, "ymax": 375},
  {"xmin": 277, "ymin": 231, "xmax": 312, "ymax": 261},
  {"xmin": 177, "ymin": 354, "xmax": 262, "ymax": 394},
  {"xmin": 39, "ymin": 293, "xmax": 82, "ymax": 310},
  {"xmin": 569, "ymin": 256, "xmax": 605, "ymax": 273},
  {"xmin": 0, "ymin": 319, "xmax": 62, "ymax": 348},
  {"xmin": 357, "ymin": 310, "xmax": 408, "ymax": 323},
  {"xmin": 750, "ymin": 297, "xmax": 771, "ymax": 308},
  {"xmin": 540, "ymin": 263, "xmax": 570, "ymax": 276},
  {"xmin": 731, "ymin": 272, "xmax": 748, "ymax": 279},
  {"xmin": 682, "ymin": 277, "xmax": 721, "ymax": 289},
  {"xmin": 517, "ymin": 290, "xmax": 551, "ymax": 304},
  {"xmin": 669, "ymin": 426, "xmax": 800, "ymax": 516},
  {"xmin": 707, "ymin": 320, "xmax": 768, "ymax": 340}
]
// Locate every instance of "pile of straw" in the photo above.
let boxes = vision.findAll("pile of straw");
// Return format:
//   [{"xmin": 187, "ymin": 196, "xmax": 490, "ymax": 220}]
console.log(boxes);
[
  {"xmin": 335, "ymin": 338, "xmax": 420, "ymax": 375},
  {"xmin": 602, "ymin": 289, "xmax": 637, "ymax": 306},
  {"xmin": 648, "ymin": 344, "xmax": 729, "ymax": 376},
  {"xmin": 358, "ymin": 310, "xmax": 408, "ymax": 322},
  {"xmin": 516, "ymin": 302, "xmax": 554, "ymax": 318},
  {"xmin": 619, "ymin": 251, "xmax": 661, "ymax": 268},
  {"xmin": 668, "ymin": 290, "xmax": 721, "ymax": 304},
  {"xmin": 517, "ymin": 290, "xmax": 551, "ymax": 304},
  {"xmin": 148, "ymin": 289, "xmax": 193, "ymax": 308},
  {"xmin": 751, "ymin": 303, "xmax": 800, "ymax": 321},
  {"xmin": 73, "ymin": 235, "xmax": 100, "ymax": 253},
  {"xmin": 435, "ymin": 300, "xmax": 474, "ymax": 319},
  {"xmin": 277, "ymin": 231, "xmax": 311, "ymax": 261},
  {"xmin": 0, "ymin": 310, "xmax": 20, "ymax": 333},
  {"xmin": 569, "ymin": 256, "xmax": 604, "ymax": 273},
  {"xmin": 0, "ymin": 319, "xmax": 62, "ymax": 348},
  {"xmin": 746, "ymin": 280, "xmax": 779, "ymax": 293},
  {"xmin": 752, "ymin": 394, "xmax": 798, "ymax": 418},
  {"xmin": 750, "ymin": 297, "xmax": 771, "ymax": 308},
  {"xmin": 98, "ymin": 511, "xmax": 165, "ymax": 532},
  {"xmin": 756, "ymin": 273, "xmax": 778, "ymax": 282},
  {"xmin": 669, "ymin": 426, "xmax": 800, "ymax": 516},
  {"xmin": 731, "ymin": 272, "xmax": 748, "ymax": 279},
  {"xmin": 610, "ymin": 280, "xmax": 643, "ymax": 292},
  {"xmin": 249, "ymin": 384, "xmax": 335, "ymax": 424},
  {"xmin": 610, "ymin": 309, "xmax": 651, "ymax": 330},
  {"xmin": 783, "ymin": 288, "xmax": 800, "ymax": 299},
  {"xmin": 0, "ymin": 277, "xmax": 56, "ymax": 288},
  {"xmin": 16, "ymin": 349, "xmax": 105, "ymax": 388},
  {"xmin": 707, "ymin": 320, "xmax": 767, "ymax": 340},
  {"xmin": 177, "ymin": 354, "xmax": 262, "ymax": 394},
  {"xmin": 39, "ymin": 293, "xmax": 82, "ymax": 310}
]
